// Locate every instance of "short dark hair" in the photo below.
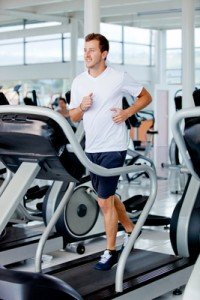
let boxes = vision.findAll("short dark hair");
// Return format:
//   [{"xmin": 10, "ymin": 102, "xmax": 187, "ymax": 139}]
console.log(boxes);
[
  {"xmin": 58, "ymin": 97, "xmax": 66, "ymax": 104},
  {"xmin": 85, "ymin": 33, "xmax": 109, "ymax": 53}
]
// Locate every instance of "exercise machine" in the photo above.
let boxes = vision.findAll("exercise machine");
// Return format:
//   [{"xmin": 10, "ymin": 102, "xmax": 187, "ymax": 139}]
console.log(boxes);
[
  {"xmin": 0, "ymin": 105, "xmax": 156, "ymax": 299},
  {"xmin": 0, "ymin": 95, "xmax": 65, "ymax": 265},
  {"xmin": 170, "ymin": 106, "xmax": 200, "ymax": 299},
  {"xmin": 170, "ymin": 107, "xmax": 200, "ymax": 260},
  {"xmin": 0, "ymin": 105, "xmax": 199, "ymax": 299},
  {"xmin": 162, "ymin": 88, "xmax": 200, "ymax": 194}
]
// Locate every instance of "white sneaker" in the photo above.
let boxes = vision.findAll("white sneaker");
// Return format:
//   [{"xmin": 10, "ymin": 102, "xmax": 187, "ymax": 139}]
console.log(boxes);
[{"xmin": 94, "ymin": 249, "xmax": 118, "ymax": 271}]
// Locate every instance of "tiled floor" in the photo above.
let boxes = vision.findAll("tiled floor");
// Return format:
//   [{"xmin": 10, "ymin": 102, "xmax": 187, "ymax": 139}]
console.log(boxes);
[{"xmin": 7, "ymin": 156, "xmax": 188, "ymax": 299}]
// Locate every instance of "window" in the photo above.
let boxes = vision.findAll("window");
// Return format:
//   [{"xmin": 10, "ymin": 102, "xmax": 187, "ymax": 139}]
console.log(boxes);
[
  {"xmin": 123, "ymin": 26, "xmax": 152, "ymax": 65},
  {"xmin": 195, "ymin": 28, "xmax": 200, "ymax": 73},
  {"xmin": 63, "ymin": 37, "xmax": 71, "ymax": 61},
  {"xmin": 124, "ymin": 27, "xmax": 150, "ymax": 44},
  {"xmin": 100, "ymin": 23, "xmax": 122, "ymax": 64},
  {"xmin": 195, "ymin": 69, "xmax": 200, "ymax": 84},
  {"xmin": 166, "ymin": 70, "xmax": 182, "ymax": 85},
  {"xmin": 108, "ymin": 42, "xmax": 122, "ymax": 64},
  {"xmin": 77, "ymin": 38, "xmax": 84, "ymax": 61},
  {"xmin": 101, "ymin": 23, "xmax": 122, "ymax": 42},
  {"xmin": 166, "ymin": 28, "xmax": 200, "ymax": 85},
  {"xmin": 0, "ymin": 38, "xmax": 23, "ymax": 66},
  {"xmin": 166, "ymin": 49, "xmax": 182, "ymax": 69},
  {"xmin": 25, "ymin": 34, "xmax": 62, "ymax": 64},
  {"xmin": 0, "ymin": 22, "xmax": 154, "ymax": 68},
  {"xmin": 124, "ymin": 44, "xmax": 150, "ymax": 65},
  {"xmin": 195, "ymin": 48, "xmax": 200, "ymax": 68},
  {"xmin": 166, "ymin": 29, "xmax": 182, "ymax": 48},
  {"xmin": 166, "ymin": 29, "xmax": 182, "ymax": 84}
]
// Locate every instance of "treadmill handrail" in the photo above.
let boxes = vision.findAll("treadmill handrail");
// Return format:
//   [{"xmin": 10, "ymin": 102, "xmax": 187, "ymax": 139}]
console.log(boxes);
[{"xmin": 171, "ymin": 107, "xmax": 200, "ymax": 180}]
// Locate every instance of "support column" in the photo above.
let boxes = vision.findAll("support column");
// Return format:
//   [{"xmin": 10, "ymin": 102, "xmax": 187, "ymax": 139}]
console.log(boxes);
[
  {"xmin": 84, "ymin": 0, "xmax": 100, "ymax": 36},
  {"xmin": 156, "ymin": 30, "xmax": 166, "ymax": 86},
  {"xmin": 70, "ymin": 17, "xmax": 78, "ymax": 82},
  {"xmin": 182, "ymin": 0, "xmax": 195, "ymax": 108}
]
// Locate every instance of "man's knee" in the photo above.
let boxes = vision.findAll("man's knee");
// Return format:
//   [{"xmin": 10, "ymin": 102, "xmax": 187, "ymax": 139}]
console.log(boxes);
[{"xmin": 98, "ymin": 196, "xmax": 114, "ymax": 213}]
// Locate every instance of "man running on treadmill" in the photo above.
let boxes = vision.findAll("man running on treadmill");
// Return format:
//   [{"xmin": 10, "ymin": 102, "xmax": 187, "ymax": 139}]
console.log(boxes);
[{"xmin": 69, "ymin": 33, "xmax": 152, "ymax": 271}]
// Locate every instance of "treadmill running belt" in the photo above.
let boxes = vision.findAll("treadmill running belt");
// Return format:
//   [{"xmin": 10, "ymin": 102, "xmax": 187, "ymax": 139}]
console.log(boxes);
[{"xmin": 49, "ymin": 249, "xmax": 192, "ymax": 299}]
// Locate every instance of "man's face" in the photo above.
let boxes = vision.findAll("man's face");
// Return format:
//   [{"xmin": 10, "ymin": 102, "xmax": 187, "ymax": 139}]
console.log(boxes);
[{"xmin": 84, "ymin": 39, "xmax": 107, "ymax": 69}]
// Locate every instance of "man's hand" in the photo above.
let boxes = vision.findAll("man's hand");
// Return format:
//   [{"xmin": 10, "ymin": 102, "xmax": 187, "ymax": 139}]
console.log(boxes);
[
  {"xmin": 110, "ymin": 107, "xmax": 129, "ymax": 124},
  {"xmin": 80, "ymin": 93, "xmax": 93, "ymax": 111}
]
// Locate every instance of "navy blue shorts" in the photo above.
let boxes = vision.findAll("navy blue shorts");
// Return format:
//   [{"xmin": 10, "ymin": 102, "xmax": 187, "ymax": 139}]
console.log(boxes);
[{"xmin": 86, "ymin": 151, "xmax": 127, "ymax": 199}]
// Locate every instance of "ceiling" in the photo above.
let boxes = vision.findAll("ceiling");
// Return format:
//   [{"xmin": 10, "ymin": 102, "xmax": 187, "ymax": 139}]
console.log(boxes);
[{"xmin": 0, "ymin": 0, "xmax": 200, "ymax": 30}]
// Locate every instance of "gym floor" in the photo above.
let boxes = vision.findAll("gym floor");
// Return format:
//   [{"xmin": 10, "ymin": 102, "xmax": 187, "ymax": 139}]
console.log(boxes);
[{"xmin": 8, "ymin": 146, "xmax": 186, "ymax": 299}]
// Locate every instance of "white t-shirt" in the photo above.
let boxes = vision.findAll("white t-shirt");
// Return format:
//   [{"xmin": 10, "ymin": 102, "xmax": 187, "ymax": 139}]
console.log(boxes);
[{"xmin": 69, "ymin": 66, "xmax": 143, "ymax": 153}]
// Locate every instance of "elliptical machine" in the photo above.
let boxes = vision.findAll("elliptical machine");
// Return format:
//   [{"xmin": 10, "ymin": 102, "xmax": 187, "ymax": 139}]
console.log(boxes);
[{"xmin": 170, "ymin": 107, "xmax": 200, "ymax": 260}]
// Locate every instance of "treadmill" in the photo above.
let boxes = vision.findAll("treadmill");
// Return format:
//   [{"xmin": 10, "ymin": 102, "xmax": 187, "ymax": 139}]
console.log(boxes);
[{"xmin": 0, "ymin": 105, "xmax": 199, "ymax": 300}]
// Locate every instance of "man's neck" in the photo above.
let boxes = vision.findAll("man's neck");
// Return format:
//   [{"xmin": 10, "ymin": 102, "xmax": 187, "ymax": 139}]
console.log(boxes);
[{"xmin": 88, "ymin": 64, "xmax": 107, "ymax": 78}]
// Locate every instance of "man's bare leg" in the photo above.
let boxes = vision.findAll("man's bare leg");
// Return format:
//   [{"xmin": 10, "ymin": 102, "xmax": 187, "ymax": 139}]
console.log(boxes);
[
  {"xmin": 98, "ymin": 195, "xmax": 118, "ymax": 250},
  {"xmin": 114, "ymin": 195, "xmax": 134, "ymax": 233}
]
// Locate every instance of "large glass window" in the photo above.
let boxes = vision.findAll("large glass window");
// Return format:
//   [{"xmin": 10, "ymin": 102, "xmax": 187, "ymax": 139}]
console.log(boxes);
[
  {"xmin": 166, "ymin": 29, "xmax": 182, "ymax": 84},
  {"xmin": 196, "ymin": 69, "xmax": 200, "ymax": 84},
  {"xmin": 150, "ymin": 30, "xmax": 156, "ymax": 65},
  {"xmin": 123, "ymin": 25, "xmax": 152, "ymax": 65},
  {"xmin": 0, "ymin": 21, "xmax": 154, "ymax": 67},
  {"xmin": 195, "ymin": 28, "xmax": 200, "ymax": 47},
  {"xmin": 77, "ymin": 38, "xmax": 84, "ymax": 61},
  {"xmin": 166, "ymin": 70, "xmax": 182, "ymax": 85},
  {"xmin": 124, "ymin": 44, "xmax": 150, "ymax": 65},
  {"xmin": 166, "ymin": 49, "xmax": 182, "ymax": 69},
  {"xmin": 166, "ymin": 29, "xmax": 182, "ymax": 48},
  {"xmin": 100, "ymin": 23, "xmax": 122, "ymax": 64},
  {"xmin": 124, "ymin": 26, "xmax": 150, "ymax": 44},
  {"xmin": 195, "ymin": 28, "xmax": 200, "ymax": 73},
  {"xmin": 166, "ymin": 28, "xmax": 200, "ymax": 85},
  {"xmin": 195, "ymin": 49, "xmax": 200, "ymax": 68},
  {"xmin": 101, "ymin": 23, "xmax": 122, "ymax": 42},
  {"xmin": 0, "ymin": 38, "xmax": 23, "ymax": 66},
  {"xmin": 25, "ymin": 34, "xmax": 62, "ymax": 64},
  {"xmin": 108, "ymin": 42, "xmax": 122, "ymax": 64},
  {"xmin": 63, "ymin": 38, "xmax": 71, "ymax": 61}
]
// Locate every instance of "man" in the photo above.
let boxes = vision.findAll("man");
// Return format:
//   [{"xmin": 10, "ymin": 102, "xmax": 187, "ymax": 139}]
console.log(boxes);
[{"xmin": 69, "ymin": 33, "xmax": 152, "ymax": 271}]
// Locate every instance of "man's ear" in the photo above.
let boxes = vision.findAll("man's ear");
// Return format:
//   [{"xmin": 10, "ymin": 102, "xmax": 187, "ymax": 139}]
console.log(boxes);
[{"xmin": 102, "ymin": 51, "xmax": 108, "ymax": 60}]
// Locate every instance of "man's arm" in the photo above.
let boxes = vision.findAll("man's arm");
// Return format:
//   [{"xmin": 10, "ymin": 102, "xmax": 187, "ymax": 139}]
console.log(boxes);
[
  {"xmin": 69, "ymin": 106, "xmax": 84, "ymax": 122},
  {"xmin": 69, "ymin": 92, "xmax": 93, "ymax": 123},
  {"xmin": 126, "ymin": 87, "xmax": 152, "ymax": 118},
  {"xmin": 111, "ymin": 88, "xmax": 152, "ymax": 124}
]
